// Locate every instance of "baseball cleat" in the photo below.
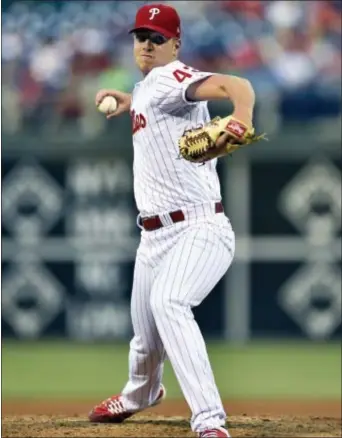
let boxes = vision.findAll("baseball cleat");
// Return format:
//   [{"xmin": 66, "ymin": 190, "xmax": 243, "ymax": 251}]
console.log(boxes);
[
  {"xmin": 199, "ymin": 427, "xmax": 231, "ymax": 437},
  {"xmin": 88, "ymin": 384, "xmax": 166, "ymax": 423}
]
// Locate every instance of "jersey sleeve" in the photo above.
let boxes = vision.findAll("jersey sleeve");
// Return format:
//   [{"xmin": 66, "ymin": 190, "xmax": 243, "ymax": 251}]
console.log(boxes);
[{"xmin": 153, "ymin": 63, "xmax": 215, "ymax": 113}]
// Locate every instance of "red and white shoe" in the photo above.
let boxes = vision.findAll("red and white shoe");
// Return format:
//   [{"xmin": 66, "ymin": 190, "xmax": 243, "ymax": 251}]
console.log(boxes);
[
  {"xmin": 88, "ymin": 384, "xmax": 166, "ymax": 423},
  {"xmin": 199, "ymin": 427, "xmax": 231, "ymax": 437}
]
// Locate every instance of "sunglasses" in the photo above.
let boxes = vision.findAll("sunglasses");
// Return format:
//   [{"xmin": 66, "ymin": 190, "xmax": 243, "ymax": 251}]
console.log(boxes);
[{"xmin": 134, "ymin": 30, "xmax": 169, "ymax": 45}]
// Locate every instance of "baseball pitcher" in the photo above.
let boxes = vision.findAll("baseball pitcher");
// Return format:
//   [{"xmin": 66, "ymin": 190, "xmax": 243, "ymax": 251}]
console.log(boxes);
[{"xmin": 89, "ymin": 4, "xmax": 265, "ymax": 437}]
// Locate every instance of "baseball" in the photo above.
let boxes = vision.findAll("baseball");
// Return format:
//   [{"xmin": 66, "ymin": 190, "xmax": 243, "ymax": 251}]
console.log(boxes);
[{"xmin": 97, "ymin": 96, "xmax": 118, "ymax": 114}]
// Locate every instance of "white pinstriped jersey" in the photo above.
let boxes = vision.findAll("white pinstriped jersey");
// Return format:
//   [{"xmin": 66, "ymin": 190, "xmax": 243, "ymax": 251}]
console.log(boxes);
[{"xmin": 130, "ymin": 60, "xmax": 222, "ymax": 217}]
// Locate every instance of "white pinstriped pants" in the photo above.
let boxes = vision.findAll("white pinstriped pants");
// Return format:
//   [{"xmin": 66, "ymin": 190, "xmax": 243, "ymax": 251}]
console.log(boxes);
[{"xmin": 121, "ymin": 202, "xmax": 235, "ymax": 432}]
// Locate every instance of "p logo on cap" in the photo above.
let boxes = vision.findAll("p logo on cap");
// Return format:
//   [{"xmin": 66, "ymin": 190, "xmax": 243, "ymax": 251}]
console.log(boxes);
[
  {"xmin": 149, "ymin": 7, "xmax": 160, "ymax": 20},
  {"xmin": 129, "ymin": 3, "xmax": 181, "ymax": 39}
]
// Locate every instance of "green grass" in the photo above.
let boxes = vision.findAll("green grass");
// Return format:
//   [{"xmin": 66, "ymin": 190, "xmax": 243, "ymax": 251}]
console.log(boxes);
[{"xmin": 2, "ymin": 340, "xmax": 341, "ymax": 400}]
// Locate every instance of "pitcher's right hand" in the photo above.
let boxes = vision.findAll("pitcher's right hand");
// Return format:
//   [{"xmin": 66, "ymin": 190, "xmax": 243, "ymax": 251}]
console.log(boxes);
[{"xmin": 95, "ymin": 89, "xmax": 132, "ymax": 118}]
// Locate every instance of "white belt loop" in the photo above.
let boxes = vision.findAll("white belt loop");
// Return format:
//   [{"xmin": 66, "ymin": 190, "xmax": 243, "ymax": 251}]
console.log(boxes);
[
  {"xmin": 159, "ymin": 213, "xmax": 174, "ymax": 227},
  {"xmin": 136, "ymin": 213, "xmax": 144, "ymax": 230}
]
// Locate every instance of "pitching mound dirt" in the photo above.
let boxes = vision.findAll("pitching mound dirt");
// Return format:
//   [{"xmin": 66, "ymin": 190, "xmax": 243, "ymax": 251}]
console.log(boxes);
[
  {"xmin": 3, "ymin": 413, "xmax": 342, "ymax": 437},
  {"xmin": 2, "ymin": 399, "xmax": 341, "ymax": 437}
]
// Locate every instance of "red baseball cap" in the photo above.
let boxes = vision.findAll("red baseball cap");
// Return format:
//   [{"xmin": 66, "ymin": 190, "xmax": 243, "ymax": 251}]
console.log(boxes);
[{"xmin": 129, "ymin": 3, "xmax": 181, "ymax": 39}]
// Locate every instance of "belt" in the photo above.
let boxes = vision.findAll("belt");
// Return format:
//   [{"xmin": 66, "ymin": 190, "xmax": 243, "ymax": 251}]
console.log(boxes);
[{"xmin": 141, "ymin": 202, "xmax": 224, "ymax": 231}]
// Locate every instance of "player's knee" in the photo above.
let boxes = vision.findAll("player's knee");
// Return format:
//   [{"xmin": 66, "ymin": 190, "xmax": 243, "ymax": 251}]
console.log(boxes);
[
  {"xmin": 150, "ymin": 290, "xmax": 186, "ymax": 320},
  {"xmin": 150, "ymin": 290, "xmax": 173, "ymax": 319}
]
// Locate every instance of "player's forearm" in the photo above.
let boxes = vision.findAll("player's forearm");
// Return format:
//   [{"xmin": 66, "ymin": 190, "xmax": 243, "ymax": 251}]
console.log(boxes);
[
  {"xmin": 188, "ymin": 74, "xmax": 255, "ymax": 127},
  {"xmin": 119, "ymin": 93, "xmax": 132, "ymax": 113},
  {"xmin": 221, "ymin": 75, "xmax": 255, "ymax": 126}
]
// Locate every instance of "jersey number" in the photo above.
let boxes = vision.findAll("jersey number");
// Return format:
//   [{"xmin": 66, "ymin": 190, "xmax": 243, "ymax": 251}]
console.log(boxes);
[{"xmin": 172, "ymin": 65, "xmax": 199, "ymax": 83}]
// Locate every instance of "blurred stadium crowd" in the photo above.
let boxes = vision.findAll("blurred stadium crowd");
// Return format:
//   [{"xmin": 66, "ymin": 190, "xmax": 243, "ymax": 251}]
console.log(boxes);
[{"xmin": 2, "ymin": 0, "xmax": 341, "ymax": 136}]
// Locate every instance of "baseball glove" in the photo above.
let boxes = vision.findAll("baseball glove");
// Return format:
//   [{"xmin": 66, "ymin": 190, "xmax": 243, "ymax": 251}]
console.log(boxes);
[{"xmin": 178, "ymin": 115, "xmax": 267, "ymax": 164}]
